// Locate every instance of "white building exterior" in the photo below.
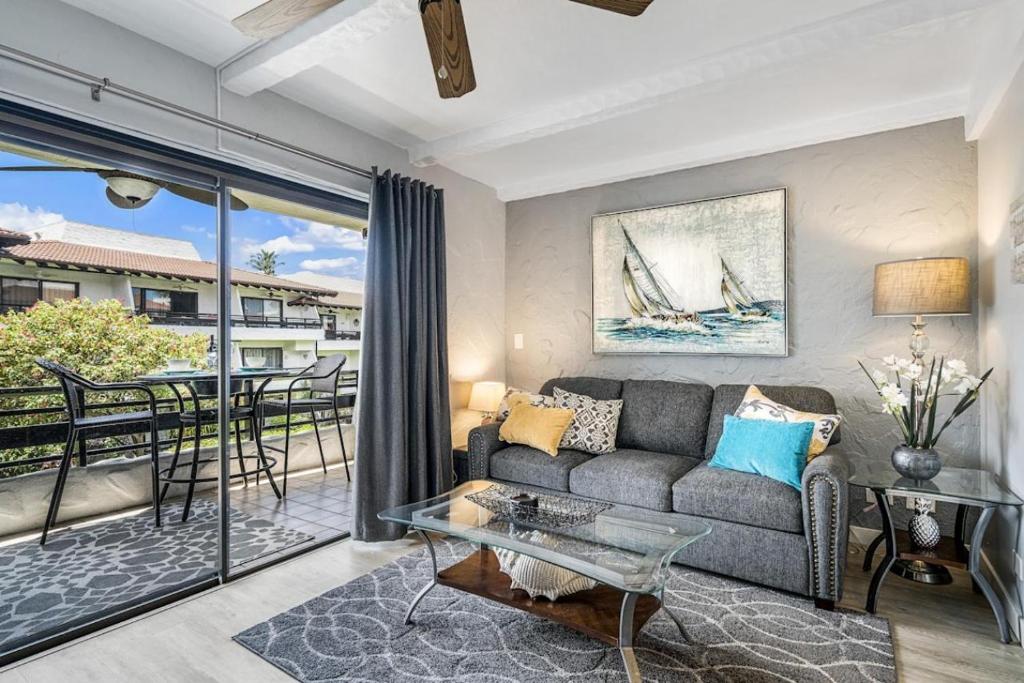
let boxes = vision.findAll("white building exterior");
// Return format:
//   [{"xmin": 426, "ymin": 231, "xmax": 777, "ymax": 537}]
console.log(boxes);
[{"xmin": 0, "ymin": 224, "xmax": 363, "ymax": 370}]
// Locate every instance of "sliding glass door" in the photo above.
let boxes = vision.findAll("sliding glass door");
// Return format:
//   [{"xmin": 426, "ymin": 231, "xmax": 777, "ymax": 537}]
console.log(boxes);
[{"xmin": 0, "ymin": 100, "xmax": 367, "ymax": 662}]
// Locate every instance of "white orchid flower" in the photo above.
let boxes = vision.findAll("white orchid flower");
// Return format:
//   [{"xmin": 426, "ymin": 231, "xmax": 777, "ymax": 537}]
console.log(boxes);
[
  {"xmin": 882, "ymin": 355, "xmax": 900, "ymax": 371},
  {"xmin": 955, "ymin": 375, "xmax": 982, "ymax": 395},
  {"xmin": 899, "ymin": 363, "xmax": 923, "ymax": 381},
  {"xmin": 946, "ymin": 359, "xmax": 968, "ymax": 377},
  {"xmin": 871, "ymin": 369, "xmax": 888, "ymax": 386},
  {"xmin": 880, "ymin": 384, "xmax": 908, "ymax": 408}
]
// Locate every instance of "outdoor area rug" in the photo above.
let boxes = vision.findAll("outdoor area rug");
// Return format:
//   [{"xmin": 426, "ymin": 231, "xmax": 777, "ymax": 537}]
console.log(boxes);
[
  {"xmin": 235, "ymin": 539, "xmax": 895, "ymax": 682},
  {"xmin": 0, "ymin": 499, "xmax": 314, "ymax": 651}
]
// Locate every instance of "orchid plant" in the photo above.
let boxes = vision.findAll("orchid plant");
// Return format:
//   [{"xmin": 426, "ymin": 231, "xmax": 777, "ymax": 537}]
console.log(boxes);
[{"xmin": 860, "ymin": 355, "xmax": 992, "ymax": 449}]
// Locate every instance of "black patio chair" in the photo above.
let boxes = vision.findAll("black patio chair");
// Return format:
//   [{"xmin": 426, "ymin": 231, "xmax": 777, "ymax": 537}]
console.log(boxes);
[
  {"xmin": 257, "ymin": 354, "xmax": 351, "ymax": 496},
  {"xmin": 159, "ymin": 378, "xmax": 281, "ymax": 522},
  {"xmin": 34, "ymin": 358, "xmax": 161, "ymax": 545}
]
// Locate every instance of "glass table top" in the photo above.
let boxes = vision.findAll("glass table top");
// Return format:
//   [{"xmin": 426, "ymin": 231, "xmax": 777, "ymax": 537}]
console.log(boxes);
[
  {"xmin": 379, "ymin": 481, "xmax": 712, "ymax": 594},
  {"xmin": 849, "ymin": 459, "xmax": 1022, "ymax": 507}
]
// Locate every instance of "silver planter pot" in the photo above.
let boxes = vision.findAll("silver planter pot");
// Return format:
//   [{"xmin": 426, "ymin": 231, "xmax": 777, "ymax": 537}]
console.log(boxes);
[{"xmin": 891, "ymin": 445, "xmax": 941, "ymax": 481}]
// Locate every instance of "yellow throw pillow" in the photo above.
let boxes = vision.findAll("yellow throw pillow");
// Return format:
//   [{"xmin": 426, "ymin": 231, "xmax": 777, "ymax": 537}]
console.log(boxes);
[
  {"xmin": 499, "ymin": 403, "xmax": 576, "ymax": 457},
  {"xmin": 734, "ymin": 385, "xmax": 841, "ymax": 460}
]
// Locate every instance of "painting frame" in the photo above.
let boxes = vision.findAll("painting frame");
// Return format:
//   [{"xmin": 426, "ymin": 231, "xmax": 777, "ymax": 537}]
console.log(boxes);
[{"xmin": 591, "ymin": 187, "xmax": 789, "ymax": 357}]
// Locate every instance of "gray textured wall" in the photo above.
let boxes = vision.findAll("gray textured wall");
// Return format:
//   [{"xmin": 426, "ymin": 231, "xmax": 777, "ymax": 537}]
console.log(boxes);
[
  {"xmin": 978, "ymin": 64, "xmax": 1024, "ymax": 633},
  {"xmin": 506, "ymin": 119, "xmax": 979, "ymax": 531}
]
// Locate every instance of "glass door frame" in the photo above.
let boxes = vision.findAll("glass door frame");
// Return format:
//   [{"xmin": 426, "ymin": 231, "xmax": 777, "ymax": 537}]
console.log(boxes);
[{"xmin": 0, "ymin": 98, "xmax": 367, "ymax": 663}]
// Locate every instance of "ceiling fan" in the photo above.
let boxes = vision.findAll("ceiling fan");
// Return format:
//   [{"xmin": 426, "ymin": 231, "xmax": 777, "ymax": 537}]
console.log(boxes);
[
  {"xmin": 0, "ymin": 166, "xmax": 248, "ymax": 211},
  {"xmin": 232, "ymin": 0, "xmax": 655, "ymax": 99}
]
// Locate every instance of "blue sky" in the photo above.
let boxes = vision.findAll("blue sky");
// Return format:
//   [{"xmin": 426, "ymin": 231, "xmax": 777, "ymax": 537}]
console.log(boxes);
[{"xmin": 0, "ymin": 150, "xmax": 366, "ymax": 278}]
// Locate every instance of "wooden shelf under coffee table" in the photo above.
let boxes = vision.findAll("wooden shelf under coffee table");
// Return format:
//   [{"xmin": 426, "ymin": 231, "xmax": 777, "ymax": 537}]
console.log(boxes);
[{"xmin": 436, "ymin": 548, "xmax": 662, "ymax": 648}]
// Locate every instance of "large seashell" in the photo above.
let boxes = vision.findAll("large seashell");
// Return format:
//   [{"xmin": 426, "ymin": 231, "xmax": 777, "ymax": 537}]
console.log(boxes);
[{"xmin": 494, "ymin": 531, "xmax": 597, "ymax": 601}]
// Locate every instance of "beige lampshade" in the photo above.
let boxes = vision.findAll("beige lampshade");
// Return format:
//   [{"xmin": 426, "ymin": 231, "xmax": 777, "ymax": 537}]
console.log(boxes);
[
  {"xmin": 873, "ymin": 257, "xmax": 971, "ymax": 317},
  {"xmin": 468, "ymin": 381, "xmax": 506, "ymax": 413}
]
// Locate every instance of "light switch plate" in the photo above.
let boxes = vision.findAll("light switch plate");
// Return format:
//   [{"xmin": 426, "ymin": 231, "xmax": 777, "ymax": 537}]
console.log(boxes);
[{"xmin": 513, "ymin": 333, "xmax": 524, "ymax": 350}]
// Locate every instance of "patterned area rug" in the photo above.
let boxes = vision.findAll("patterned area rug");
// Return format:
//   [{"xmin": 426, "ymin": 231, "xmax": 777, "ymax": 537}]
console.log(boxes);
[
  {"xmin": 236, "ymin": 539, "xmax": 895, "ymax": 682},
  {"xmin": 0, "ymin": 499, "xmax": 314, "ymax": 651}
]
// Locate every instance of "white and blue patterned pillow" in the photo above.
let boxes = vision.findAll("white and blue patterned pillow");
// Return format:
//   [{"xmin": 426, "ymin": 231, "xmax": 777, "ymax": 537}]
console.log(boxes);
[{"xmin": 554, "ymin": 387, "xmax": 623, "ymax": 455}]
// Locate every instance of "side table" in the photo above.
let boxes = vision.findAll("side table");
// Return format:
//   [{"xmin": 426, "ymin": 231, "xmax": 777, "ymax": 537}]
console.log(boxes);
[{"xmin": 850, "ymin": 460, "xmax": 1022, "ymax": 644}]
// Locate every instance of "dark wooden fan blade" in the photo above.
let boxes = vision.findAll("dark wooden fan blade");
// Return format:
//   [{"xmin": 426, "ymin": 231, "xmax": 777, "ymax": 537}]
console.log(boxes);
[
  {"xmin": 105, "ymin": 186, "xmax": 153, "ymax": 210},
  {"xmin": 232, "ymin": 0, "xmax": 342, "ymax": 39},
  {"xmin": 165, "ymin": 183, "xmax": 249, "ymax": 211},
  {"xmin": 567, "ymin": 0, "xmax": 654, "ymax": 16},
  {"xmin": 421, "ymin": 0, "xmax": 476, "ymax": 99},
  {"xmin": 0, "ymin": 166, "xmax": 98, "ymax": 172}
]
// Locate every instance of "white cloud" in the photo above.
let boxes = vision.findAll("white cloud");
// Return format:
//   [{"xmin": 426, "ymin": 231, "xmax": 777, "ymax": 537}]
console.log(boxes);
[
  {"xmin": 280, "ymin": 217, "xmax": 366, "ymax": 252},
  {"xmin": 300, "ymin": 257, "xmax": 360, "ymax": 272},
  {"xmin": 182, "ymin": 224, "xmax": 215, "ymax": 239},
  {"xmin": 242, "ymin": 235, "xmax": 316, "ymax": 256},
  {"xmin": 0, "ymin": 202, "xmax": 67, "ymax": 233}
]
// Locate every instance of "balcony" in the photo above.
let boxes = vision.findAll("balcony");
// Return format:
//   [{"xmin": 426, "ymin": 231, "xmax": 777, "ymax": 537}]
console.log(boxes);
[
  {"xmin": 324, "ymin": 329, "xmax": 361, "ymax": 341},
  {"xmin": 140, "ymin": 311, "xmax": 323, "ymax": 329}
]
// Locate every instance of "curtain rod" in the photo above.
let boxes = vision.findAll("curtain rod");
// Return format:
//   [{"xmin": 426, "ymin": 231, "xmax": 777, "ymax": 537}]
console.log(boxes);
[{"xmin": 0, "ymin": 42, "xmax": 374, "ymax": 180}]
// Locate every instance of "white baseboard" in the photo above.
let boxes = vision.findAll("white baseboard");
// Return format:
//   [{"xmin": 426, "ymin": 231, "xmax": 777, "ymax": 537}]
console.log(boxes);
[{"xmin": 850, "ymin": 524, "xmax": 1023, "ymax": 646}]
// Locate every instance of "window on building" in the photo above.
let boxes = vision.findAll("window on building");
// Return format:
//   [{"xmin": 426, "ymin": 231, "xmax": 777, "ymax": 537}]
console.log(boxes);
[
  {"xmin": 242, "ymin": 297, "xmax": 283, "ymax": 322},
  {"xmin": 241, "ymin": 347, "xmax": 283, "ymax": 368},
  {"xmin": 132, "ymin": 287, "xmax": 199, "ymax": 316},
  {"xmin": 321, "ymin": 313, "xmax": 336, "ymax": 332},
  {"xmin": 1, "ymin": 277, "xmax": 78, "ymax": 309}
]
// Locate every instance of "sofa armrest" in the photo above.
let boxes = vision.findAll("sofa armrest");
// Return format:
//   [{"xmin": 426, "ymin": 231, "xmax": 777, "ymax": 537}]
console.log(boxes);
[
  {"xmin": 468, "ymin": 422, "xmax": 505, "ymax": 480},
  {"xmin": 802, "ymin": 446, "xmax": 851, "ymax": 603}
]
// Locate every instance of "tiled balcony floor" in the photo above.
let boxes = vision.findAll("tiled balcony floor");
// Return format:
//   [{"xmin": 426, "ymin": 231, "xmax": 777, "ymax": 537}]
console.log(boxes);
[{"xmin": 198, "ymin": 462, "xmax": 354, "ymax": 571}]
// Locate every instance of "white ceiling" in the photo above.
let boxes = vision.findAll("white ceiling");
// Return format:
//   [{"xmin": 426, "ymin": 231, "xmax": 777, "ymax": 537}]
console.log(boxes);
[{"xmin": 59, "ymin": 0, "xmax": 1024, "ymax": 200}]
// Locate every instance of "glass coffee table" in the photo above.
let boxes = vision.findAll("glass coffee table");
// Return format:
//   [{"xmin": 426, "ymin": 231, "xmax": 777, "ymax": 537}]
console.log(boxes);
[
  {"xmin": 850, "ymin": 460, "xmax": 1023, "ymax": 643},
  {"xmin": 379, "ymin": 481, "xmax": 711, "ymax": 682}
]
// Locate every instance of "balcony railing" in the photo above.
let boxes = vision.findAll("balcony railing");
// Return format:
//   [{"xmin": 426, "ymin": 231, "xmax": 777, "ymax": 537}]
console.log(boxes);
[
  {"xmin": 140, "ymin": 311, "xmax": 323, "ymax": 329},
  {"xmin": 324, "ymin": 330, "xmax": 361, "ymax": 341},
  {"xmin": 0, "ymin": 371, "xmax": 358, "ymax": 475}
]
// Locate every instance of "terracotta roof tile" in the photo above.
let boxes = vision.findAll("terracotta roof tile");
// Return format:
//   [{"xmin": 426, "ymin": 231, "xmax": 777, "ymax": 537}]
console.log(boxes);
[{"xmin": 1, "ymin": 240, "xmax": 338, "ymax": 297}]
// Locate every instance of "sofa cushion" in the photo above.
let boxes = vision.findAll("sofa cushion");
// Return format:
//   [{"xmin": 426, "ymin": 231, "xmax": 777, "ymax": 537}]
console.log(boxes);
[
  {"xmin": 616, "ymin": 380, "xmax": 714, "ymax": 457},
  {"xmin": 672, "ymin": 462, "xmax": 804, "ymax": 534},
  {"xmin": 490, "ymin": 446, "xmax": 592, "ymax": 491},
  {"xmin": 706, "ymin": 385, "xmax": 840, "ymax": 457},
  {"xmin": 540, "ymin": 376, "xmax": 623, "ymax": 401},
  {"xmin": 569, "ymin": 450, "xmax": 701, "ymax": 511}
]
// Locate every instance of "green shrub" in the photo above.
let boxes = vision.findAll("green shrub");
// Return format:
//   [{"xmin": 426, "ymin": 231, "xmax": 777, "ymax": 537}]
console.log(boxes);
[{"xmin": 0, "ymin": 299, "xmax": 208, "ymax": 476}]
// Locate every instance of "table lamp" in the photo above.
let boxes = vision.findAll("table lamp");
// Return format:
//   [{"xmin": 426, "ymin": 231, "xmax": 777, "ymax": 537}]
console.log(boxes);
[
  {"xmin": 872, "ymin": 256, "xmax": 971, "ymax": 585},
  {"xmin": 468, "ymin": 381, "xmax": 506, "ymax": 424},
  {"xmin": 873, "ymin": 257, "xmax": 971, "ymax": 365}
]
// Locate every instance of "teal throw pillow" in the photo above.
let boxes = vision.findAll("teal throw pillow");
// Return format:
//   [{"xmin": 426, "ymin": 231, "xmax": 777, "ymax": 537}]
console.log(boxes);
[{"xmin": 709, "ymin": 415, "xmax": 814, "ymax": 490}]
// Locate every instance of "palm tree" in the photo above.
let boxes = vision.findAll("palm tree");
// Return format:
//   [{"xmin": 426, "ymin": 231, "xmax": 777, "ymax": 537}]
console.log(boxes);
[{"xmin": 248, "ymin": 249, "xmax": 282, "ymax": 275}]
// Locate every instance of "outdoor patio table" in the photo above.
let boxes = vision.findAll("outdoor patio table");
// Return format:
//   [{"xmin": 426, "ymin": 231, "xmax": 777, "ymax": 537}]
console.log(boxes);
[{"xmin": 134, "ymin": 368, "xmax": 301, "ymax": 517}]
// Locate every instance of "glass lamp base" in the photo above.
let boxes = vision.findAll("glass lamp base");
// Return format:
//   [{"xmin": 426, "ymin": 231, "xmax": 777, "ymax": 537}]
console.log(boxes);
[{"xmin": 891, "ymin": 559, "xmax": 952, "ymax": 585}]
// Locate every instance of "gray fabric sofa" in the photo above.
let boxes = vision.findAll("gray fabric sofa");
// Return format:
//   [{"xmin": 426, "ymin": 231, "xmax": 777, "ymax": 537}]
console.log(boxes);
[{"xmin": 467, "ymin": 377, "xmax": 851, "ymax": 607}]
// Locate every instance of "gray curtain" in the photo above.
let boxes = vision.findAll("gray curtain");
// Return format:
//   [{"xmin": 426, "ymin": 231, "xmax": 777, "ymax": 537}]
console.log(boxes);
[{"xmin": 353, "ymin": 170, "xmax": 453, "ymax": 541}]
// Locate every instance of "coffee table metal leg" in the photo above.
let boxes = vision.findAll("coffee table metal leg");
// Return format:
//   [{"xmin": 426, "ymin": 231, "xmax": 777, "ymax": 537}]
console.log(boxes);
[
  {"xmin": 968, "ymin": 506, "xmax": 1011, "ymax": 643},
  {"xmin": 866, "ymin": 489, "xmax": 896, "ymax": 614},
  {"xmin": 405, "ymin": 530, "xmax": 438, "ymax": 625},
  {"xmin": 619, "ymin": 592, "xmax": 642, "ymax": 683},
  {"xmin": 658, "ymin": 589, "xmax": 689, "ymax": 641}
]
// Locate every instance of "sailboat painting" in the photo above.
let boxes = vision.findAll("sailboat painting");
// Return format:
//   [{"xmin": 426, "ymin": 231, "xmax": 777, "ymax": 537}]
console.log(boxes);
[{"xmin": 592, "ymin": 188, "xmax": 787, "ymax": 356}]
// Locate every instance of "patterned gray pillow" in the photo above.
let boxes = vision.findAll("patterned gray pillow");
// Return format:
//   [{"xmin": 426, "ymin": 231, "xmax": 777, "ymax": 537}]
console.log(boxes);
[{"xmin": 554, "ymin": 387, "xmax": 623, "ymax": 455}]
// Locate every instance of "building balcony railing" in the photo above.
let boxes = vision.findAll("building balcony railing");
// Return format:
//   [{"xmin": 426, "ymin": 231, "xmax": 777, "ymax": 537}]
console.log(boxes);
[
  {"xmin": 0, "ymin": 370, "xmax": 358, "ymax": 475},
  {"xmin": 140, "ymin": 311, "xmax": 324, "ymax": 329},
  {"xmin": 324, "ymin": 330, "xmax": 361, "ymax": 341}
]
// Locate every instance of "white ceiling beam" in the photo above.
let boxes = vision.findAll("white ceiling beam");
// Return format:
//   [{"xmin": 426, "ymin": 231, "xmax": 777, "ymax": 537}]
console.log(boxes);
[
  {"xmin": 493, "ymin": 90, "xmax": 968, "ymax": 201},
  {"xmin": 409, "ymin": 0, "xmax": 999, "ymax": 167},
  {"xmin": 221, "ymin": 0, "xmax": 418, "ymax": 97},
  {"xmin": 964, "ymin": 1, "xmax": 1024, "ymax": 140}
]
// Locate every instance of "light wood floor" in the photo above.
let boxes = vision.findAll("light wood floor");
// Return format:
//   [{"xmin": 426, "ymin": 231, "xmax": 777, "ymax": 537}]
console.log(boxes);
[{"xmin": 0, "ymin": 535, "xmax": 1021, "ymax": 682}]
